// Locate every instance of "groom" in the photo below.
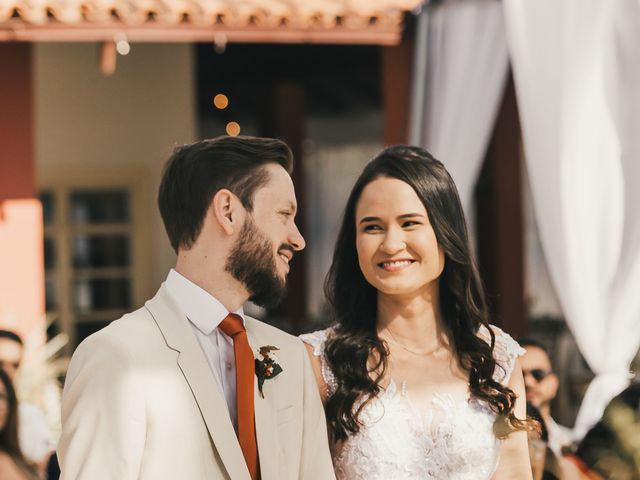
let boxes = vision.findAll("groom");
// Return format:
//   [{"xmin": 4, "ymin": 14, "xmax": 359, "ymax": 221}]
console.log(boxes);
[{"xmin": 58, "ymin": 136, "xmax": 335, "ymax": 480}]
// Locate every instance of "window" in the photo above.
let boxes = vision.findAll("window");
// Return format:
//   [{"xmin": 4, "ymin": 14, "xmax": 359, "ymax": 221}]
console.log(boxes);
[{"xmin": 41, "ymin": 184, "xmax": 145, "ymax": 350}]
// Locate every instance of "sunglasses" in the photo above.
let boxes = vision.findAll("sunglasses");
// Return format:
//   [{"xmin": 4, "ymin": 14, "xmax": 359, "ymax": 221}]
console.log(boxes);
[{"xmin": 524, "ymin": 368, "xmax": 552, "ymax": 382}]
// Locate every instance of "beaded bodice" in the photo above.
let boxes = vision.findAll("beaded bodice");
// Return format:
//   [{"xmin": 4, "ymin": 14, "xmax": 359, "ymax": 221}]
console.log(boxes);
[{"xmin": 300, "ymin": 325, "xmax": 524, "ymax": 480}]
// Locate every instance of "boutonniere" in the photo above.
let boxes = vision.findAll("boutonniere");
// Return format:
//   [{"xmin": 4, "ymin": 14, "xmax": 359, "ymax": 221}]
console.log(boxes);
[{"xmin": 255, "ymin": 345, "xmax": 283, "ymax": 398}]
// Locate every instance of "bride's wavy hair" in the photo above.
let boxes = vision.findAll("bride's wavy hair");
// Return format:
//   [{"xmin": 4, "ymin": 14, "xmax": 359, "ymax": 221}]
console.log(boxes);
[{"xmin": 324, "ymin": 145, "xmax": 527, "ymax": 441}]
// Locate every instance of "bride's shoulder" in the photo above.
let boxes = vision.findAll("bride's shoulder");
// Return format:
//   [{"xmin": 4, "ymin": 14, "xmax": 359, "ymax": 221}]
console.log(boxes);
[
  {"xmin": 476, "ymin": 324, "xmax": 525, "ymax": 384},
  {"xmin": 299, "ymin": 327, "xmax": 338, "ymax": 396},
  {"xmin": 299, "ymin": 327, "xmax": 335, "ymax": 357}
]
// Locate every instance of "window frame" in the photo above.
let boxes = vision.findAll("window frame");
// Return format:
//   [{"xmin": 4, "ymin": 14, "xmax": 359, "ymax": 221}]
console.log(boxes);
[{"xmin": 39, "ymin": 170, "xmax": 151, "ymax": 351}]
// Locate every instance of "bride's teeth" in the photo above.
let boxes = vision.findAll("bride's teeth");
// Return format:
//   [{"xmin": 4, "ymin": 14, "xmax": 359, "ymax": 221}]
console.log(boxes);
[{"xmin": 383, "ymin": 260, "xmax": 412, "ymax": 267}]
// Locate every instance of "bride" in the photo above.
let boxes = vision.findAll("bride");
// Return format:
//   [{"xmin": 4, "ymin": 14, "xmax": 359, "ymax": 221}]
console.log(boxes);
[{"xmin": 301, "ymin": 146, "xmax": 532, "ymax": 479}]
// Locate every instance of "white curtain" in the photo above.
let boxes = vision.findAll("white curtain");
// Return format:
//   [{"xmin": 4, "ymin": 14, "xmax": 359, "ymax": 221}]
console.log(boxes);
[
  {"xmin": 503, "ymin": 0, "xmax": 640, "ymax": 439},
  {"xmin": 410, "ymin": 0, "xmax": 509, "ymax": 218}
]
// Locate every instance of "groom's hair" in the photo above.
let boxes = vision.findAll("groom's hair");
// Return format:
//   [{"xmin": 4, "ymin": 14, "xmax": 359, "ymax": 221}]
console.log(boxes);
[
  {"xmin": 0, "ymin": 330, "xmax": 22, "ymax": 346},
  {"xmin": 158, "ymin": 135, "xmax": 293, "ymax": 253}
]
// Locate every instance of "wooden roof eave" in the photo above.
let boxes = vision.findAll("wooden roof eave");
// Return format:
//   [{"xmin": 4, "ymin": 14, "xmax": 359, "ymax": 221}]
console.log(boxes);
[{"xmin": 0, "ymin": 20, "xmax": 405, "ymax": 45}]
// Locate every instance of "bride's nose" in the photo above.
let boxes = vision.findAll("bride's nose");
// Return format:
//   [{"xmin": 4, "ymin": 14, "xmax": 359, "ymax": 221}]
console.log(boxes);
[{"xmin": 379, "ymin": 227, "xmax": 406, "ymax": 254}]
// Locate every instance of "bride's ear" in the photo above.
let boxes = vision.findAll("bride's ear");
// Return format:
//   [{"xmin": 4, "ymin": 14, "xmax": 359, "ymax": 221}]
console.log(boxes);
[{"xmin": 211, "ymin": 189, "xmax": 243, "ymax": 236}]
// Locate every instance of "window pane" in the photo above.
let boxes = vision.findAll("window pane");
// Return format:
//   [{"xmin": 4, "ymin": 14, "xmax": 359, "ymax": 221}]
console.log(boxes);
[
  {"xmin": 74, "ymin": 278, "xmax": 131, "ymax": 311},
  {"xmin": 40, "ymin": 192, "xmax": 54, "ymax": 225},
  {"xmin": 70, "ymin": 190, "xmax": 129, "ymax": 224},
  {"xmin": 45, "ymin": 276, "xmax": 57, "ymax": 310},
  {"xmin": 75, "ymin": 321, "xmax": 109, "ymax": 346},
  {"xmin": 44, "ymin": 237, "xmax": 56, "ymax": 270},
  {"xmin": 73, "ymin": 235, "xmax": 130, "ymax": 268}
]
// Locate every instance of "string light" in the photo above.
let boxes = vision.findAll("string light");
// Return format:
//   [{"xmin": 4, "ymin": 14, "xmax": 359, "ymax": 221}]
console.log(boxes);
[
  {"xmin": 114, "ymin": 33, "xmax": 130, "ymax": 55},
  {"xmin": 226, "ymin": 122, "xmax": 241, "ymax": 136},
  {"xmin": 213, "ymin": 94, "xmax": 229, "ymax": 109},
  {"xmin": 116, "ymin": 39, "xmax": 130, "ymax": 55}
]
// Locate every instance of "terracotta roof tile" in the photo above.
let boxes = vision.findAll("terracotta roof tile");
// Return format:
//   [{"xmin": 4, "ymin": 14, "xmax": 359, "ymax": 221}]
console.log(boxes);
[{"xmin": 0, "ymin": 0, "xmax": 422, "ymax": 32}]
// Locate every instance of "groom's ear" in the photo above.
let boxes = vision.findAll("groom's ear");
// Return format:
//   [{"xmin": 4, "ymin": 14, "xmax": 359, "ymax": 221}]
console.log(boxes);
[{"xmin": 211, "ymin": 189, "xmax": 242, "ymax": 236}]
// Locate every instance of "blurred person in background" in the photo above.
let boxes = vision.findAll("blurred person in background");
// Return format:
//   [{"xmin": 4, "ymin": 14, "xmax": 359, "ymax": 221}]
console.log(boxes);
[
  {"xmin": 0, "ymin": 330, "xmax": 55, "ymax": 471},
  {"xmin": 520, "ymin": 338, "xmax": 572, "ymax": 457},
  {"xmin": 527, "ymin": 402, "xmax": 562, "ymax": 480},
  {"xmin": 0, "ymin": 368, "xmax": 40, "ymax": 480},
  {"xmin": 563, "ymin": 382, "xmax": 640, "ymax": 480}
]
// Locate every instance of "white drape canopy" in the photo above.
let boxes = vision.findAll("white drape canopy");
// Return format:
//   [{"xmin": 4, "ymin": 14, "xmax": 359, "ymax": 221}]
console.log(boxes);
[
  {"xmin": 503, "ymin": 0, "xmax": 640, "ymax": 438},
  {"xmin": 411, "ymin": 0, "xmax": 640, "ymax": 438},
  {"xmin": 410, "ymin": 0, "xmax": 508, "ymax": 219}
]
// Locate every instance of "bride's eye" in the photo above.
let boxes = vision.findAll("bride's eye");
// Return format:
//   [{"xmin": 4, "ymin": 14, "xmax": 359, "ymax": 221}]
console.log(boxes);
[{"xmin": 402, "ymin": 221, "xmax": 421, "ymax": 228}]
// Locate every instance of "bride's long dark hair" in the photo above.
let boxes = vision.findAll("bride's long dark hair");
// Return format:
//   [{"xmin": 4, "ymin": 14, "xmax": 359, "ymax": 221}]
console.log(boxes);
[{"xmin": 324, "ymin": 145, "xmax": 527, "ymax": 441}]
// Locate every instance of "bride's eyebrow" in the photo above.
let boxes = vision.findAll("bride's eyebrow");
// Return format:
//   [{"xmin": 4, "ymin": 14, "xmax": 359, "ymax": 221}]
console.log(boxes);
[{"xmin": 359, "ymin": 213, "xmax": 424, "ymax": 224}]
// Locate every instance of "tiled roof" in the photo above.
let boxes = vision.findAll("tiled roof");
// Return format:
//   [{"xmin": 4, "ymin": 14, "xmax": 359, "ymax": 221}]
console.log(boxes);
[{"xmin": 0, "ymin": 0, "xmax": 422, "ymax": 44}]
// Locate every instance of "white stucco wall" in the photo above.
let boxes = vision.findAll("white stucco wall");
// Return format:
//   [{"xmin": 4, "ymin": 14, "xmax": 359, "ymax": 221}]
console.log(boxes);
[{"xmin": 34, "ymin": 42, "xmax": 196, "ymax": 297}]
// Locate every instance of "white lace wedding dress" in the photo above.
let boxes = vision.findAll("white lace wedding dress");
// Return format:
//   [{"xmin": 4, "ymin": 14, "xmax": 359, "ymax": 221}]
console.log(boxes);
[{"xmin": 300, "ymin": 325, "xmax": 524, "ymax": 480}]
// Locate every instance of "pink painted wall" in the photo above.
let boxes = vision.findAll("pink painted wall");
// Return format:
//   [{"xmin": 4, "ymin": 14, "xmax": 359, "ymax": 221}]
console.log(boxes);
[
  {"xmin": 0, "ymin": 43, "xmax": 45, "ymax": 347},
  {"xmin": 0, "ymin": 200, "xmax": 45, "ymax": 339}
]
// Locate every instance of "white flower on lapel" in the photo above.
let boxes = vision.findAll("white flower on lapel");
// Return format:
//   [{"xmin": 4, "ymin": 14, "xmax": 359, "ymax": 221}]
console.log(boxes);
[{"xmin": 254, "ymin": 345, "xmax": 283, "ymax": 398}]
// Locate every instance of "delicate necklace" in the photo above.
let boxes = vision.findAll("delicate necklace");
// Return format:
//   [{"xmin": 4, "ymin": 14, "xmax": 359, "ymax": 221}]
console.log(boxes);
[{"xmin": 383, "ymin": 326, "xmax": 445, "ymax": 357}]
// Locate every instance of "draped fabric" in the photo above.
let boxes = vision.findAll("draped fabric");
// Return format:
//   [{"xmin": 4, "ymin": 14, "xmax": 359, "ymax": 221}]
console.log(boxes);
[
  {"xmin": 410, "ymin": 0, "xmax": 509, "ymax": 220},
  {"xmin": 503, "ymin": 0, "xmax": 640, "ymax": 439}
]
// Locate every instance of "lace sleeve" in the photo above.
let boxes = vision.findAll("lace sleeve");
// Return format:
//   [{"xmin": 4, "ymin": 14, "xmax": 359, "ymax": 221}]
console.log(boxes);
[
  {"xmin": 477, "ymin": 324, "xmax": 525, "ymax": 385},
  {"xmin": 299, "ymin": 328, "xmax": 338, "ymax": 396}
]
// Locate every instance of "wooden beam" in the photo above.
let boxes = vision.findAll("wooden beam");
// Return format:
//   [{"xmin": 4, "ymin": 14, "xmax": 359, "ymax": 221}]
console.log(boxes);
[
  {"xmin": 475, "ymin": 72, "xmax": 526, "ymax": 338},
  {"xmin": 381, "ymin": 24, "xmax": 414, "ymax": 145},
  {"xmin": 259, "ymin": 83, "xmax": 307, "ymax": 333},
  {"xmin": 0, "ymin": 42, "xmax": 35, "ymax": 200}
]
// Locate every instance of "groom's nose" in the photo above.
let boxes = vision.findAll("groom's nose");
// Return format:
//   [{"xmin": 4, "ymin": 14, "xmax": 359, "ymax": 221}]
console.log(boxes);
[{"xmin": 288, "ymin": 222, "xmax": 305, "ymax": 251}]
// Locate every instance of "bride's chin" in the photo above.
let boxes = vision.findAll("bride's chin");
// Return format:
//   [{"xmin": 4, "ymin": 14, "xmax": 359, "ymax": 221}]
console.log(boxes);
[{"xmin": 375, "ymin": 285, "xmax": 418, "ymax": 298}]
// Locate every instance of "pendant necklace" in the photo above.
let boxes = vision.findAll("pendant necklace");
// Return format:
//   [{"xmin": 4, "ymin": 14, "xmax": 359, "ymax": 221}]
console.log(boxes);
[{"xmin": 383, "ymin": 326, "xmax": 446, "ymax": 357}]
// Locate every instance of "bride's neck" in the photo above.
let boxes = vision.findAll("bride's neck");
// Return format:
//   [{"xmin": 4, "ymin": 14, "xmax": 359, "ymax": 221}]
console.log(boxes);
[{"xmin": 376, "ymin": 289, "xmax": 446, "ymax": 346}]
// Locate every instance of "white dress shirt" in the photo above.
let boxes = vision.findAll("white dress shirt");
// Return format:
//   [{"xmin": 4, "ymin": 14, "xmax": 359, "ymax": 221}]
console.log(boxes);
[
  {"xmin": 546, "ymin": 416, "xmax": 573, "ymax": 457},
  {"xmin": 165, "ymin": 269, "xmax": 245, "ymax": 429},
  {"xmin": 18, "ymin": 402, "xmax": 55, "ymax": 462}
]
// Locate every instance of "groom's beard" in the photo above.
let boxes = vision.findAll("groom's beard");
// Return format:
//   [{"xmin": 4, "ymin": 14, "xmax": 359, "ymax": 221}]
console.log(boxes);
[{"xmin": 225, "ymin": 215, "xmax": 288, "ymax": 309}]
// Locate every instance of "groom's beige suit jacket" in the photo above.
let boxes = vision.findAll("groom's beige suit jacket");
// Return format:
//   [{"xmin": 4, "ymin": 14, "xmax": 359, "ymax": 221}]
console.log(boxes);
[{"xmin": 58, "ymin": 285, "xmax": 335, "ymax": 480}]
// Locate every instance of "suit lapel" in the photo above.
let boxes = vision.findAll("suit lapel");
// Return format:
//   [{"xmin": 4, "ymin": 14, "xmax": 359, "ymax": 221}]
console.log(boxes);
[
  {"xmin": 247, "ymin": 324, "xmax": 280, "ymax": 480},
  {"xmin": 146, "ymin": 286, "xmax": 250, "ymax": 480}
]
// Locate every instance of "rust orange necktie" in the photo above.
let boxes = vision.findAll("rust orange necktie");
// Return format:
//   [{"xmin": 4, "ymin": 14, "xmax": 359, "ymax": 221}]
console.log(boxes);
[{"xmin": 219, "ymin": 313, "xmax": 260, "ymax": 480}]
